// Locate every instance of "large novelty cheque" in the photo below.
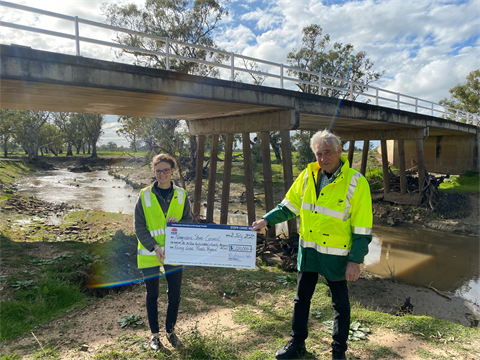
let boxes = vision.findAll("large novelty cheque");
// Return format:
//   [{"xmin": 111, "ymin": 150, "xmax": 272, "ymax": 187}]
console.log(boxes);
[{"xmin": 165, "ymin": 223, "xmax": 257, "ymax": 269}]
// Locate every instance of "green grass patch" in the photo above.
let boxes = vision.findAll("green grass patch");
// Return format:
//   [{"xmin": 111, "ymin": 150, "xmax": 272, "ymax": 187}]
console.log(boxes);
[{"xmin": 438, "ymin": 171, "xmax": 479, "ymax": 193}]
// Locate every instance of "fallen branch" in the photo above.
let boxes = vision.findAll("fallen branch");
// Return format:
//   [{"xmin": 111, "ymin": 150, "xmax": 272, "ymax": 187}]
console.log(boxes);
[{"xmin": 426, "ymin": 282, "xmax": 451, "ymax": 300}]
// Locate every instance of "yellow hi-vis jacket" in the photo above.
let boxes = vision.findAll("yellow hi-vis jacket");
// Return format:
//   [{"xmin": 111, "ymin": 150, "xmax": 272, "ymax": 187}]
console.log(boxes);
[
  {"xmin": 281, "ymin": 157, "xmax": 372, "ymax": 257},
  {"xmin": 137, "ymin": 185, "xmax": 185, "ymax": 269}
]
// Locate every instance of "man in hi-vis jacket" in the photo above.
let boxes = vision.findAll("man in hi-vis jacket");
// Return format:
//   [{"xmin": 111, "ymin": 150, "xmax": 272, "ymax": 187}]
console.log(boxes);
[{"xmin": 252, "ymin": 129, "xmax": 372, "ymax": 360}]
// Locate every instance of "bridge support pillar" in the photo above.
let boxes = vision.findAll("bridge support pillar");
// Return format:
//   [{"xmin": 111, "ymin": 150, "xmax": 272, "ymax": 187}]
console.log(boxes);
[
  {"xmin": 360, "ymin": 140, "xmax": 369, "ymax": 175},
  {"xmin": 416, "ymin": 139, "xmax": 425, "ymax": 191},
  {"xmin": 220, "ymin": 133, "xmax": 234, "ymax": 224},
  {"xmin": 193, "ymin": 135, "xmax": 205, "ymax": 217},
  {"xmin": 380, "ymin": 140, "xmax": 390, "ymax": 194},
  {"xmin": 348, "ymin": 141, "xmax": 355, "ymax": 167},
  {"xmin": 398, "ymin": 140, "xmax": 407, "ymax": 195},
  {"xmin": 206, "ymin": 134, "xmax": 219, "ymax": 223},
  {"xmin": 282, "ymin": 130, "xmax": 297, "ymax": 236},
  {"xmin": 261, "ymin": 131, "xmax": 275, "ymax": 239},
  {"xmin": 243, "ymin": 133, "xmax": 256, "ymax": 226}
]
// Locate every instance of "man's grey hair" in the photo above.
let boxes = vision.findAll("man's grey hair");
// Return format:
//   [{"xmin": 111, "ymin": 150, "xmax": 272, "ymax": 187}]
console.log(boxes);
[{"xmin": 310, "ymin": 129, "xmax": 342, "ymax": 153}]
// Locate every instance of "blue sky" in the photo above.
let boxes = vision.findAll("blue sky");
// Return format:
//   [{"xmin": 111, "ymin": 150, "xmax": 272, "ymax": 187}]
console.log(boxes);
[{"xmin": 0, "ymin": 0, "xmax": 479, "ymax": 146}]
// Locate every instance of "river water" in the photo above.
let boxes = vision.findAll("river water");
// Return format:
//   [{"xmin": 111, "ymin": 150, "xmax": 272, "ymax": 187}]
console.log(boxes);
[{"xmin": 15, "ymin": 169, "xmax": 479, "ymax": 304}]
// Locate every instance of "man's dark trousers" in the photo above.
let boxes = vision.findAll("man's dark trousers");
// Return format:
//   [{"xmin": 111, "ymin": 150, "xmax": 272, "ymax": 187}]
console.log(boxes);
[{"xmin": 290, "ymin": 271, "xmax": 350, "ymax": 353}]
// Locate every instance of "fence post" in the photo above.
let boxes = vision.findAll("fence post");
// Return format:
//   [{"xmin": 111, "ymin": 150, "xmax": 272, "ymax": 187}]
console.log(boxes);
[
  {"xmin": 319, "ymin": 72, "xmax": 323, "ymax": 95},
  {"xmin": 444, "ymin": 106, "xmax": 448, "ymax": 119},
  {"xmin": 349, "ymin": 81, "xmax": 353, "ymax": 100},
  {"xmin": 375, "ymin": 88, "xmax": 378, "ymax": 106},
  {"xmin": 74, "ymin": 16, "xmax": 80, "ymax": 56},
  {"xmin": 280, "ymin": 64, "xmax": 284, "ymax": 89},
  {"xmin": 431, "ymin": 102, "xmax": 434, "ymax": 116},
  {"xmin": 456, "ymin": 109, "xmax": 459, "ymax": 122},
  {"xmin": 166, "ymin": 38, "xmax": 170, "ymax": 70},
  {"xmin": 231, "ymin": 52, "xmax": 234, "ymax": 81},
  {"xmin": 397, "ymin": 93, "xmax": 400, "ymax": 109},
  {"xmin": 415, "ymin": 98, "xmax": 418, "ymax": 113}
]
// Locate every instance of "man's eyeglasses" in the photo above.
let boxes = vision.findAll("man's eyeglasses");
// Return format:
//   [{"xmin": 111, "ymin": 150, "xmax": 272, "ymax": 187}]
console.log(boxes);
[{"xmin": 155, "ymin": 168, "xmax": 172, "ymax": 175}]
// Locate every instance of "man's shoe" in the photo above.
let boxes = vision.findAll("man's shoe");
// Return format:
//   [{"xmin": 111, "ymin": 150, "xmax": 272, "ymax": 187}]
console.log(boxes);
[
  {"xmin": 166, "ymin": 331, "xmax": 182, "ymax": 348},
  {"xmin": 275, "ymin": 338, "xmax": 306, "ymax": 359},
  {"xmin": 149, "ymin": 336, "xmax": 163, "ymax": 351},
  {"xmin": 332, "ymin": 349, "xmax": 346, "ymax": 360}
]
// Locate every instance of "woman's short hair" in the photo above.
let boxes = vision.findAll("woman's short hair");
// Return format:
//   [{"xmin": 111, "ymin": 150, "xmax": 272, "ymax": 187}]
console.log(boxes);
[
  {"xmin": 310, "ymin": 129, "xmax": 342, "ymax": 153},
  {"xmin": 151, "ymin": 153, "xmax": 177, "ymax": 171}
]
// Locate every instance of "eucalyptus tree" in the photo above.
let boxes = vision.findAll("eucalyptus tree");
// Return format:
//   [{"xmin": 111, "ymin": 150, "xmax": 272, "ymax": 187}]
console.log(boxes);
[
  {"xmin": 77, "ymin": 113, "xmax": 105, "ymax": 158},
  {"xmin": 0, "ymin": 109, "xmax": 19, "ymax": 158},
  {"xmin": 38, "ymin": 123, "xmax": 64, "ymax": 156},
  {"xmin": 116, "ymin": 115, "xmax": 145, "ymax": 153},
  {"xmin": 440, "ymin": 69, "xmax": 479, "ymax": 120},
  {"xmin": 53, "ymin": 112, "xmax": 84, "ymax": 156},
  {"xmin": 102, "ymin": 0, "xmax": 230, "ymax": 174},
  {"xmin": 13, "ymin": 111, "xmax": 50, "ymax": 160},
  {"xmin": 287, "ymin": 24, "xmax": 383, "ymax": 99}
]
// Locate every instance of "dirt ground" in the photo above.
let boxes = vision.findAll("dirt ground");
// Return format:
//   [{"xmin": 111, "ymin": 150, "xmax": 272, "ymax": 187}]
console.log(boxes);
[
  {"xmin": 2, "ymin": 155, "xmax": 479, "ymax": 359},
  {"xmin": 2, "ymin": 253, "xmax": 479, "ymax": 359}
]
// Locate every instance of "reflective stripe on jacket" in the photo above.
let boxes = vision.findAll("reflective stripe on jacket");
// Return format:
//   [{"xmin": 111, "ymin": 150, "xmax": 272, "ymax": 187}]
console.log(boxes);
[
  {"xmin": 283, "ymin": 156, "xmax": 372, "ymax": 257},
  {"xmin": 137, "ymin": 185, "xmax": 185, "ymax": 269}
]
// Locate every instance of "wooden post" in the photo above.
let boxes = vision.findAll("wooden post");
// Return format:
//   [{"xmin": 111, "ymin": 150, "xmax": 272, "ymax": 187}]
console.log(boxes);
[
  {"xmin": 360, "ymin": 140, "xmax": 369, "ymax": 175},
  {"xmin": 193, "ymin": 135, "xmax": 205, "ymax": 216},
  {"xmin": 380, "ymin": 140, "xmax": 390, "ymax": 194},
  {"xmin": 206, "ymin": 134, "xmax": 219, "ymax": 223},
  {"xmin": 348, "ymin": 140, "xmax": 355, "ymax": 166},
  {"xmin": 220, "ymin": 133, "xmax": 234, "ymax": 224},
  {"xmin": 281, "ymin": 130, "xmax": 297, "ymax": 235},
  {"xmin": 242, "ymin": 133, "xmax": 256, "ymax": 225},
  {"xmin": 261, "ymin": 131, "xmax": 275, "ymax": 238},
  {"xmin": 398, "ymin": 140, "xmax": 407, "ymax": 195},
  {"xmin": 416, "ymin": 139, "xmax": 425, "ymax": 191}
]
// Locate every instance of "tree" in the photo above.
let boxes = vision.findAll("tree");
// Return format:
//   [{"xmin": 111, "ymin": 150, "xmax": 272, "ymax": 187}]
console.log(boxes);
[
  {"xmin": 106, "ymin": 141, "xmax": 119, "ymax": 152},
  {"xmin": 116, "ymin": 116, "xmax": 145, "ymax": 153},
  {"xmin": 53, "ymin": 112, "xmax": 85, "ymax": 156},
  {"xmin": 13, "ymin": 111, "xmax": 50, "ymax": 160},
  {"xmin": 75, "ymin": 113, "xmax": 105, "ymax": 158},
  {"xmin": 0, "ymin": 109, "xmax": 20, "ymax": 158},
  {"xmin": 38, "ymin": 123, "xmax": 63, "ymax": 156},
  {"xmin": 101, "ymin": 0, "xmax": 229, "ymax": 75},
  {"xmin": 292, "ymin": 131, "xmax": 315, "ymax": 168},
  {"xmin": 439, "ymin": 69, "xmax": 479, "ymax": 120},
  {"xmin": 287, "ymin": 24, "xmax": 383, "ymax": 99},
  {"xmin": 103, "ymin": 0, "xmax": 230, "ymax": 176}
]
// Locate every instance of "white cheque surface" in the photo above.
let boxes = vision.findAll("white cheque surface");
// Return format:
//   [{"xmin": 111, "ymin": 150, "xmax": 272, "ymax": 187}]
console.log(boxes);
[{"xmin": 165, "ymin": 223, "xmax": 257, "ymax": 269}]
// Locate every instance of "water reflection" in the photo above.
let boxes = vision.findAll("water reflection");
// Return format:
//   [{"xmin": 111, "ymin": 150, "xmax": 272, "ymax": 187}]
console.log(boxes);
[{"xmin": 366, "ymin": 226, "xmax": 479, "ymax": 305}]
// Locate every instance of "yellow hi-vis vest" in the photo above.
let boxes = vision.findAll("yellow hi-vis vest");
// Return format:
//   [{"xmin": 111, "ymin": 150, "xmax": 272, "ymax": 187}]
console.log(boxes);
[
  {"xmin": 137, "ymin": 185, "xmax": 185, "ymax": 269},
  {"xmin": 281, "ymin": 157, "xmax": 372, "ymax": 257}
]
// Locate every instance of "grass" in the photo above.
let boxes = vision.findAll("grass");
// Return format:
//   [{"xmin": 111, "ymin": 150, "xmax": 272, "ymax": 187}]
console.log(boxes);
[
  {"xmin": 438, "ymin": 171, "xmax": 480, "ymax": 193},
  {"xmin": 0, "ymin": 235, "xmax": 92, "ymax": 341}
]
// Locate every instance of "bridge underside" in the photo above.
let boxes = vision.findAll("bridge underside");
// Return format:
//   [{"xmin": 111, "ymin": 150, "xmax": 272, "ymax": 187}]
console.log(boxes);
[
  {"xmin": 1, "ymin": 45, "xmax": 476, "ymax": 138},
  {"xmin": 0, "ymin": 78, "xmax": 472, "ymax": 138}
]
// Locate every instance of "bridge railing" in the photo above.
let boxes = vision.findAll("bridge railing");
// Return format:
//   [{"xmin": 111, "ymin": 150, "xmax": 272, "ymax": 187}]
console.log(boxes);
[{"xmin": 0, "ymin": 0, "xmax": 478, "ymax": 127}]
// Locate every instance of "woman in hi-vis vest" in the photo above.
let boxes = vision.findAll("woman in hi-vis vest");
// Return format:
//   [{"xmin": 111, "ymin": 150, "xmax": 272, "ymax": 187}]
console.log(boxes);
[{"xmin": 134, "ymin": 153, "xmax": 193, "ymax": 351}]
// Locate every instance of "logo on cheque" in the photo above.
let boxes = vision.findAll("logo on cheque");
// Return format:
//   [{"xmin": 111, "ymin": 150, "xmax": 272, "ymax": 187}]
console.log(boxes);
[{"xmin": 171, "ymin": 228, "xmax": 178, "ymax": 235}]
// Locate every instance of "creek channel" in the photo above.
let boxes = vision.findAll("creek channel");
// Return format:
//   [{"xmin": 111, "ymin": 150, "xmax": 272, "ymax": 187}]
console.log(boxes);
[{"xmin": 15, "ymin": 169, "xmax": 479, "ymax": 305}]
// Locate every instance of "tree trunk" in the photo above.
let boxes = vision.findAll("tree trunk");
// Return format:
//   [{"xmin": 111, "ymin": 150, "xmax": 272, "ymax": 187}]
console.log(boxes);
[
  {"xmin": 66, "ymin": 143, "xmax": 73, "ymax": 156},
  {"xmin": 270, "ymin": 139, "xmax": 282, "ymax": 163},
  {"xmin": 3, "ymin": 138, "xmax": 8, "ymax": 158},
  {"xmin": 91, "ymin": 140, "xmax": 98, "ymax": 158}
]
